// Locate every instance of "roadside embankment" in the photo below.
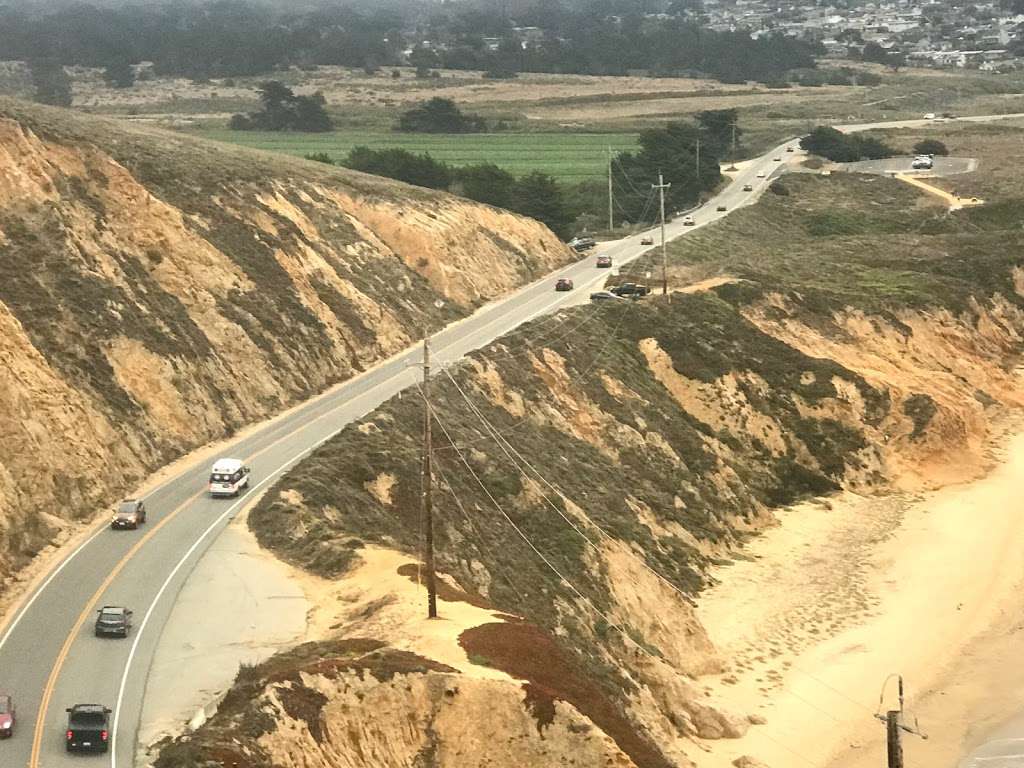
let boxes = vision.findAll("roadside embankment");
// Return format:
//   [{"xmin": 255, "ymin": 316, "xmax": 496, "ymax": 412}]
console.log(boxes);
[{"xmin": 0, "ymin": 98, "xmax": 571, "ymax": 596}]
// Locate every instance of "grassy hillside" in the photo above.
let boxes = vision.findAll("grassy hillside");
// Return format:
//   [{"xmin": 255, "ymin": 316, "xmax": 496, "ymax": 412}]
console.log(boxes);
[{"xmin": 0, "ymin": 97, "xmax": 572, "ymax": 584}]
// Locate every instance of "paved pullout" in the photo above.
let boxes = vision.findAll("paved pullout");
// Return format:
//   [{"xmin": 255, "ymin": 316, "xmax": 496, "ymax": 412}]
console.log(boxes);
[{"xmin": 0, "ymin": 112, "xmax": 1016, "ymax": 768}]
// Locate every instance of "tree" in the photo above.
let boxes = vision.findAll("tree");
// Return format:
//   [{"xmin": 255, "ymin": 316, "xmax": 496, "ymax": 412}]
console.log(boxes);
[
  {"xmin": 800, "ymin": 126, "xmax": 897, "ymax": 162},
  {"xmin": 914, "ymin": 139, "xmax": 948, "ymax": 156},
  {"xmin": 397, "ymin": 98, "xmax": 485, "ymax": 133},
  {"xmin": 103, "ymin": 59, "xmax": 135, "ymax": 89},
  {"xmin": 457, "ymin": 163, "xmax": 516, "ymax": 208},
  {"xmin": 344, "ymin": 147, "xmax": 452, "ymax": 190},
  {"xmin": 230, "ymin": 81, "xmax": 333, "ymax": 132},
  {"xmin": 509, "ymin": 171, "xmax": 571, "ymax": 238},
  {"xmin": 28, "ymin": 59, "xmax": 73, "ymax": 107}
]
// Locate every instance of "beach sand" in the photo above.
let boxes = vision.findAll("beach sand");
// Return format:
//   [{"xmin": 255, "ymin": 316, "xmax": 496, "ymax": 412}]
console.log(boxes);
[{"xmin": 694, "ymin": 427, "xmax": 1024, "ymax": 768}]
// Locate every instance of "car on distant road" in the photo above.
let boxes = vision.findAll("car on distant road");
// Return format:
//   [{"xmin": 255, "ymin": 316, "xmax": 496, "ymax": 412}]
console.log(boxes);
[
  {"xmin": 743, "ymin": 184, "xmax": 753, "ymax": 191},
  {"xmin": 610, "ymin": 282, "xmax": 651, "ymax": 298},
  {"xmin": 773, "ymin": 156, "xmax": 782, "ymax": 161},
  {"xmin": 0, "ymin": 694, "xmax": 14, "ymax": 738},
  {"xmin": 756, "ymin": 171, "xmax": 766, "ymax": 178},
  {"xmin": 589, "ymin": 291, "xmax": 624, "ymax": 302},
  {"xmin": 595, "ymin": 255, "xmax": 612, "ymax": 268},
  {"xmin": 209, "ymin": 458, "xmax": 250, "ymax": 497},
  {"xmin": 65, "ymin": 704, "xmax": 111, "ymax": 753},
  {"xmin": 923, "ymin": 112, "xmax": 936, "ymax": 120},
  {"xmin": 569, "ymin": 236, "xmax": 596, "ymax": 252},
  {"xmin": 111, "ymin": 499, "xmax": 146, "ymax": 530},
  {"xmin": 786, "ymin": 146, "xmax": 795, "ymax": 152},
  {"xmin": 554, "ymin": 277, "xmax": 574, "ymax": 291},
  {"xmin": 640, "ymin": 236, "xmax": 654, "ymax": 245},
  {"xmin": 95, "ymin": 606, "xmax": 132, "ymax": 638},
  {"xmin": 682, "ymin": 215, "xmax": 695, "ymax": 226},
  {"xmin": 716, "ymin": 204, "xmax": 727, "ymax": 212}
]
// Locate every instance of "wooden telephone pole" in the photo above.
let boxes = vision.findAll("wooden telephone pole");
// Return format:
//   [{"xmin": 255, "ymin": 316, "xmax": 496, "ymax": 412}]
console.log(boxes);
[
  {"xmin": 652, "ymin": 173, "xmax": 671, "ymax": 295},
  {"xmin": 875, "ymin": 676, "xmax": 927, "ymax": 768},
  {"xmin": 420, "ymin": 331, "xmax": 438, "ymax": 619},
  {"xmin": 607, "ymin": 147, "xmax": 614, "ymax": 232}
]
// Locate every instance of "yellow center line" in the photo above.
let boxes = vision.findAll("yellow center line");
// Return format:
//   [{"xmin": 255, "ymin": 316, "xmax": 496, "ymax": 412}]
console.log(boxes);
[
  {"xmin": 28, "ymin": 404, "xmax": 344, "ymax": 767},
  {"xmin": 29, "ymin": 487, "xmax": 205, "ymax": 766}
]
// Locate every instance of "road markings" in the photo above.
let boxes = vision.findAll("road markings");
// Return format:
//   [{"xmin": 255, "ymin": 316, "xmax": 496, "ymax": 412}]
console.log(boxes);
[{"xmin": 29, "ymin": 487, "xmax": 206, "ymax": 768}]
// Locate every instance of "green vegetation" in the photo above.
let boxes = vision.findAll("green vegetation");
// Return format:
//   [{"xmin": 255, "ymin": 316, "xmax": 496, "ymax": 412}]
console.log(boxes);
[
  {"xmin": 800, "ymin": 125, "xmax": 897, "ymax": 162},
  {"xmin": 230, "ymin": 81, "xmax": 332, "ymax": 133},
  {"xmin": 913, "ymin": 139, "xmax": 949, "ymax": 156},
  {"xmin": 194, "ymin": 129, "xmax": 639, "ymax": 183},
  {"xmin": 397, "ymin": 97, "xmax": 486, "ymax": 134}
]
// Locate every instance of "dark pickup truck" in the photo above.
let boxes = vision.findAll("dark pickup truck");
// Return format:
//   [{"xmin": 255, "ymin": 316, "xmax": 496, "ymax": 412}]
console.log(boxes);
[
  {"xmin": 65, "ymin": 704, "xmax": 111, "ymax": 753},
  {"xmin": 610, "ymin": 282, "xmax": 651, "ymax": 298}
]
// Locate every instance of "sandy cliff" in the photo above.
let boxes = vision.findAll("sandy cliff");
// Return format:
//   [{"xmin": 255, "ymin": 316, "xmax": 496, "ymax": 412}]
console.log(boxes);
[{"xmin": 0, "ymin": 99, "xmax": 571, "ymax": 585}]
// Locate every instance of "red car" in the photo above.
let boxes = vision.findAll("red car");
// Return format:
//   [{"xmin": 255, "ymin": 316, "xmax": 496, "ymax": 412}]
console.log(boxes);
[
  {"xmin": 596, "ymin": 255, "xmax": 612, "ymax": 268},
  {"xmin": 555, "ymin": 277, "xmax": 574, "ymax": 291},
  {"xmin": 0, "ymin": 694, "xmax": 14, "ymax": 738}
]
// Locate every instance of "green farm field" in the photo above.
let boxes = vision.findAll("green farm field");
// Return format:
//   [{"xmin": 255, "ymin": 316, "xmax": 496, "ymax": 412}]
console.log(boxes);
[{"xmin": 191, "ymin": 130, "xmax": 639, "ymax": 182}]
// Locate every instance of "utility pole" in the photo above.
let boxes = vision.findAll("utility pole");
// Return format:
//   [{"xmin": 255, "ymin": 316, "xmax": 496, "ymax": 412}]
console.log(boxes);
[
  {"xmin": 652, "ymin": 173, "xmax": 671, "ymax": 296},
  {"xmin": 874, "ymin": 676, "xmax": 927, "ymax": 768},
  {"xmin": 730, "ymin": 121, "xmax": 739, "ymax": 171},
  {"xmin": 420, "ymin": 330, "xmax": 438, "ymax": 620},
  {"xmin": 607, "ymin": 147, "xmax": 614, "ymax": 232},
  {"xmin": 695, "ymin": 135, "xmax": 701, "ymax": 179}
]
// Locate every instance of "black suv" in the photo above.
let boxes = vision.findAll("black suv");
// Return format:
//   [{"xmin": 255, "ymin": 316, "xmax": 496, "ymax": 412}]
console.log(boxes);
[
  {"xmin": 65, "ymin": 704, "xmax": 111, "ymax": 753},
  {"xmin": 95, "ymin": 606, "xmax": 132, "ymax": 638},
  {"xmin": 610, "ymin": 283, "xmax": 651, "ymax": 298},
  {"xmin": 112, "ymin": 499, "xmax": 146, "ymax": 530}
]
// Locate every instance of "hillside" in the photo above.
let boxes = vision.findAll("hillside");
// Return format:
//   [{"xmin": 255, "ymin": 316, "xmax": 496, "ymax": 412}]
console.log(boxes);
[
  {"xmin": 0, "ymin": 98, "xmax": 571, "ymax": 587},
  {"xmin": 154, "ymin": 155, "xmax": 1024, "ymax": 768}
]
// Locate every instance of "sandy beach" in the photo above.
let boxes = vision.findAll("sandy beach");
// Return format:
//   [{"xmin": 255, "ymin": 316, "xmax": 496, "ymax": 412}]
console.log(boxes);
[{"xmin": 695, "ymin": 425, "xmax": 1024, "ymax": 768}]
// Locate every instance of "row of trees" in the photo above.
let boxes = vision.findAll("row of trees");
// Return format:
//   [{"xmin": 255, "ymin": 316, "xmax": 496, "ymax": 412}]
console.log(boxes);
[
  {"xmin": 0, "ymin": 2, "xmax": 820, "ymax": 86},
  {"xmin": 799, "ymin": 127, "xmax": 896, "ymax": 162},
  {"xmin": 332, "ymin": 110, "xmax": 739, "ymax": 237}
]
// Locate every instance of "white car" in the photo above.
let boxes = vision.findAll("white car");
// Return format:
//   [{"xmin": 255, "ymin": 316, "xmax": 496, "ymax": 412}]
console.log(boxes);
[
  {"xmin": 911, "ymin": 155, "xmax": 933, "ymax": 170},
  {"xmin": 682, "ymin": 216, "xmax": 695, "ymax": 226},
  {"xmin": 757, "ymin": 171, "xmax": 766, "ymax": 178},
  {"xmin": 924, "ymin": 112, "xmax": 936, "ymax": 120}
]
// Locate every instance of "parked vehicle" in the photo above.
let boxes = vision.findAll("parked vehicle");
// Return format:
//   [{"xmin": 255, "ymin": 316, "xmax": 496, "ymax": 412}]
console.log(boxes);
[
  {"xmin": 595, "ymin": 255, "xmax": 612, "ymax": 268},
  {"xmin": 111, "ymin": 499, "xmax": 146, "ymax": 530},
  {"xmin": 589, "ymin": 291, "xmax": 624, "ymax": 302},
  {"xmin": 569, "ymin": 236, "xmax": 596, "ymax": 252},
  {"xmin": 95, "ymin": 606, "xmax": 132, "ymax": 638},
  {"xmin": 0, "ymin": 694, "xmax": 14, "ymax": 738},
  {"xmin": 554, "ymin": 277, "xmax": 574, "ymax": 291},
  {"xmin": 65, "ymin": 704, "xmax": 111, "ymax": 753},
  {"xmin": 610, "ymin": 283, "xmax": 651, "ymax": 298},
  {"xmin": 911, "ymin": 155, "xmax": 933, "ymax": 170},
  {"xmin": 209, "ymin": 458, "xmax": 250, "ymax": 498}
]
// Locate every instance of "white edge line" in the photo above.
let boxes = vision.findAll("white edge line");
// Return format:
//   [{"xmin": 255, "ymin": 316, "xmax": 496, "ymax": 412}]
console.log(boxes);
[
  {"xmin": 0, "ymin": 526, "xmax": 109, "ymax": 653},
  {"xmin": 108, "ymin": 383, "xmax": 404, "ymax": 768}
]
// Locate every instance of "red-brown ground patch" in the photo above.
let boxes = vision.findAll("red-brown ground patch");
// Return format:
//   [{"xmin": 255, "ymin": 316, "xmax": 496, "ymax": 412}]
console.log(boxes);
[{"xmin": 460, "ymin": 621, "xmax": 674, "ymax": 768}]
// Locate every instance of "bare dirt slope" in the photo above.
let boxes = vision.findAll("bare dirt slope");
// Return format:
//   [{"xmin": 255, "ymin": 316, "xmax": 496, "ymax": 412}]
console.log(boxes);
[{"xmin": 0, "ymin": 98, "xmax": 571, "ymax": 586}]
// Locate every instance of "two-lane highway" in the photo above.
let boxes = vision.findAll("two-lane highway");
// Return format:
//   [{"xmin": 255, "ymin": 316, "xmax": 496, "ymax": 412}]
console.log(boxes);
[{"xmin": 0, "ymin": 114, "xmax": 1011, "ymax": 768}]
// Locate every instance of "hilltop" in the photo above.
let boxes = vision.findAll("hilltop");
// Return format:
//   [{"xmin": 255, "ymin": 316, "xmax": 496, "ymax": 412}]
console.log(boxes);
[{"xmin": 0, "ymin": 98, "xmax": 571, "ymax": 588}]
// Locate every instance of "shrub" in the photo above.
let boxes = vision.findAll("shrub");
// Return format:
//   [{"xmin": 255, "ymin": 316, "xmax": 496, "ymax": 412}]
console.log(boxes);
[{"xmin": 913, "ymin": 139, "xmax": 948, "ymax": 156}]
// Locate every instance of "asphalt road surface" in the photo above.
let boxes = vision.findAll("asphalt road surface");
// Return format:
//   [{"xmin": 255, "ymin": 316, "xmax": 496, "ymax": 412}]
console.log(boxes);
[
  {"xmin": 0, "ymin": 113, "xmax": 1015, "ymax": 768},
  {"xmin": 842, "ymin": 156, "xmax": 976, "ymax": 176}
]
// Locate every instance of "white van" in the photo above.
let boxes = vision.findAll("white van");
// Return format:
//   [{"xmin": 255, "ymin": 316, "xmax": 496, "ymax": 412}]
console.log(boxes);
[{"xmin": 208, "ymin": 458, "xmax": 251, "ymax": 498}]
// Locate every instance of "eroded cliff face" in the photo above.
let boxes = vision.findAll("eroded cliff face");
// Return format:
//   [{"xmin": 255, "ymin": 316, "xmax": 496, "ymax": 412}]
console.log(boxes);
[{"xmin": 0, "ymin": 99, "xmax": 571, "ymax": 584}]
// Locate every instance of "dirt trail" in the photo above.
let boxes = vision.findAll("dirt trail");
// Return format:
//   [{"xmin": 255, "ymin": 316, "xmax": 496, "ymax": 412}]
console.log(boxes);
[
  {"xmin": 895, "ymin": 173, "xmax": 985, "ymax": 210},
  {"xmin": 696, "ymin": 419, "xmax": 1024, "ymax": 768}
]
